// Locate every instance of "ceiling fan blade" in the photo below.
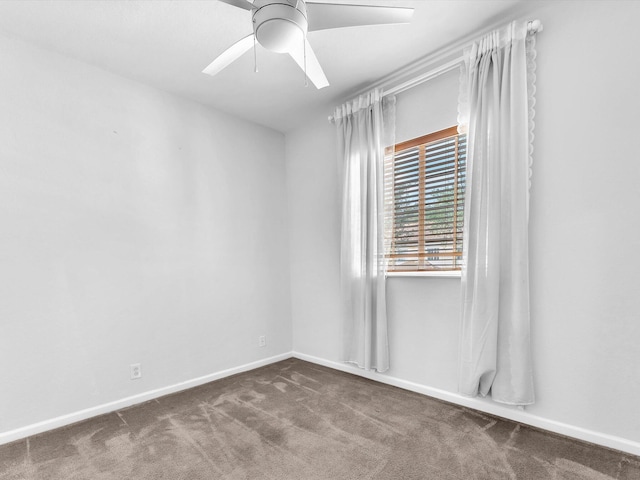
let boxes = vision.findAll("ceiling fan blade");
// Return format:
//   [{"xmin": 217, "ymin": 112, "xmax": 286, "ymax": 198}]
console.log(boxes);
[
  {"xmin": 217, "ymin": 0, "xmax": 256, "ymax": 11},
  {"xmin": 306, "ymin": 3, "xmax": 414, "ymax": 31},
  {"xmin": 202, "ymin": 34, "xmax": 255, "ymax": 77},
  {"xmin": 288, "ymin": 39, "xmax": 329, "ymax": 89}
]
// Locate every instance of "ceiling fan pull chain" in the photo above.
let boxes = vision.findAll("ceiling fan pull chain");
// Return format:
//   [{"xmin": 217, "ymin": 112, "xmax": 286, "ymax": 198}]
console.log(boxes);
[
  {"xmin": 303, "ymin": 36, "xmax": 308, "ymax": 87},
  {"xmin": 254, "ymin": 35, "xmax": 258, "ymax": 73}
]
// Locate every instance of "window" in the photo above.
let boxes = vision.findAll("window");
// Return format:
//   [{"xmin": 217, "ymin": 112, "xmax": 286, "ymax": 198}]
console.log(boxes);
[{"xmin": 384, "ymin": 126, "xmax": 467, "ymax": 272}]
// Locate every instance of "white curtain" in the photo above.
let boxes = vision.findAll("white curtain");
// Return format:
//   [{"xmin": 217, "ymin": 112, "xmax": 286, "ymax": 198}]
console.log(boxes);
[
  {"xmin": 457, "ymin": 22, "xmax": 537, "ymax": 405},
  {"xmin": 335, "ymin": 89, "xmax": 395, "ymax": 373}
]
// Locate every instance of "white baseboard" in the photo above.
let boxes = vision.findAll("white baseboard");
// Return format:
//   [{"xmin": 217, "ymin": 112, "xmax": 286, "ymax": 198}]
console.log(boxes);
[
  {"xmin": 4, "ymin": 351, "xmax": 639, "ymax": 458},
  {"xmin": 292, "ymin": 351, "xmax": 640, "ymax": 457},
  {"xmin": 0, "ymin": 352, "xmax": 293, "ymax": 446}
]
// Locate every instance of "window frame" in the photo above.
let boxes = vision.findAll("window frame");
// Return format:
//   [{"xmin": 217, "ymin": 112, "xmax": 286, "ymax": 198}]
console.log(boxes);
[{"xmin": 385, "ymin": 126, "xmax": 466, "ymax": 277}]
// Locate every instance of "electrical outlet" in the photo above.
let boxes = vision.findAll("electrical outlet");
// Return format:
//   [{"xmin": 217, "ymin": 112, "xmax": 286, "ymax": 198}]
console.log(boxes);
[
  {"xmin": 258, "ymin": 335, "xmax": 266, "ymax": 347},
  {"xmin": 130, "ymin": 363, "xmax": 142, "ymax": 380}
]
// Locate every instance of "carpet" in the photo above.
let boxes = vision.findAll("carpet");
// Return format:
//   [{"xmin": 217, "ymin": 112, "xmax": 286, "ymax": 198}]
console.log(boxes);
[{"xmin": 1, "ymin": 358, "xmax": 638, "ymax": 479}]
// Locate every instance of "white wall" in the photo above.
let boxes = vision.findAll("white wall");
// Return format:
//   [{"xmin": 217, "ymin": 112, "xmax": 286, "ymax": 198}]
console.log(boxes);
[
  {"xmin": 0, "ymin": 33, "xmax": 292, "ymax": 434},
  {"xmin": 286, "ymin": 1, "xmax": 640, "ymax": 453}
]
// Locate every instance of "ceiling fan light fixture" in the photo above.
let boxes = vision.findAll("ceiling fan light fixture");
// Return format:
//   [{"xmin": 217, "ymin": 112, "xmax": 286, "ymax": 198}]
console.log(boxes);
[
  {"xmin": 252, "ymin": 1, "xmax": 308, "ymax": 53},
  {"xmin": 256, "ymin": 19, "xmax": 303, "ymax": 53}
]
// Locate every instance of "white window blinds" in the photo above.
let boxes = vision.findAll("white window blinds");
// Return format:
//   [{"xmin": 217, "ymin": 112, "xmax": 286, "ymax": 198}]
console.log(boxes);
[{"xmin": 385, "ymin": 126, "xmax": 467, "ymax": 272}]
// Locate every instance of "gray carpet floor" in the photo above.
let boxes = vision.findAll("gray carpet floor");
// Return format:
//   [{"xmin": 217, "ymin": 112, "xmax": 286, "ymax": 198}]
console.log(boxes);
[{"xmin": 1, "ymin": 358, "xmax": 639, "ymax": 479}]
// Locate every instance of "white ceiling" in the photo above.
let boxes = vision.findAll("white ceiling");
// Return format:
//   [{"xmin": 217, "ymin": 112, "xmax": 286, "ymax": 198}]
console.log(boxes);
[{"xmin": 0, "ymin": 0, "xmax": 525, "ymax": 132}]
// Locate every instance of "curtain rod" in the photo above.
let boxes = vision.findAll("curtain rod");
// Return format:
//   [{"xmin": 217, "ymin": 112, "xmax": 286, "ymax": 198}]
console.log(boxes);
[
  {"xmin": 328, "ymin": 19, "xmax": 543, "ymax": 124},
  {"xmin": 383, "ymin": 56, "xmax": 463, "ymax": 97}
]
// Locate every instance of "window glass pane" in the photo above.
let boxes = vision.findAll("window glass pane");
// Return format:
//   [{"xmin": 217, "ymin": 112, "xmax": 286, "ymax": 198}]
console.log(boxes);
[{"xmin": 385, "ymin": 127, "xmax": 466, "ymax": 272}]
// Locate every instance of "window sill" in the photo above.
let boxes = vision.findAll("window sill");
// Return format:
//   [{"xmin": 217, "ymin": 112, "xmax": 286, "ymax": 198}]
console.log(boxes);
[{"xmin": 386, "ymin": 271, "xmax": 461, "ymax": 278}]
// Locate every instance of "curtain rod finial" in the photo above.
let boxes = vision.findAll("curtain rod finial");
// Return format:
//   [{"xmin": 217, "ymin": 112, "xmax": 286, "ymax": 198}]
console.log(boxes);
[{"xmin": 528, "ymin": 19, "xmax": 543, "ymax": 34}]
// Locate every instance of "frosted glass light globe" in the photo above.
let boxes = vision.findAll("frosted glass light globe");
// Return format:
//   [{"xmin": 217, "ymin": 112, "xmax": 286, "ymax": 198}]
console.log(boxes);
[
  {"xmin": 256, "ymin": 19, "xmax": 303, "ymax": 53},
  {"xmin": 253, "ymin": 1, "xmax": 308, "ymax": 53}
]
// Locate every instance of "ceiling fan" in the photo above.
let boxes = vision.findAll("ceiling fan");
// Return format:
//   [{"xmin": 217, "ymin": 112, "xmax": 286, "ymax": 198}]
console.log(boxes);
[{"xmin": 203, "ymin": 0, "xmax": 414, "ymax": 89}]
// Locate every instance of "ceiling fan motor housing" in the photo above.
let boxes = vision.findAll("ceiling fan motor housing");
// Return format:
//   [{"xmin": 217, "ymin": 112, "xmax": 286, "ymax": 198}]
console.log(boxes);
[{"xmin": 252, "ymin": 0, "xmax": 308, "ymax": 53}]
